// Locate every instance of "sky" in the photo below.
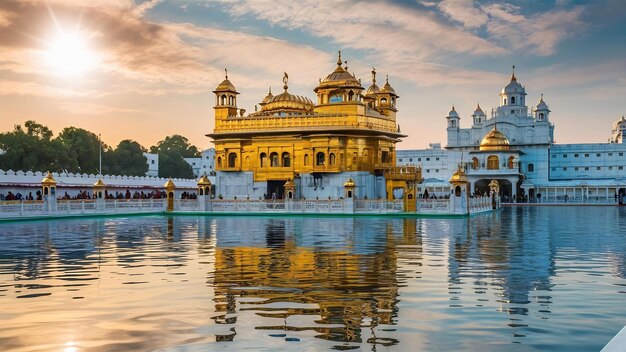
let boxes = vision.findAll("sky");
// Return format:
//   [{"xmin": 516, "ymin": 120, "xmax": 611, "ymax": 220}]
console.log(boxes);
[{"xmin": 0, "ymin": 0, "xmax": 625, "ymax": 150}]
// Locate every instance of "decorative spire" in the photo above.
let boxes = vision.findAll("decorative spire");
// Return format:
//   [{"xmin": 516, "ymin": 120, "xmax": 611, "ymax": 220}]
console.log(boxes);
[
  {"xmin": 477, "ymin": 102, "xmax": 481, "ymax": 110},
  {"xmin": 283, "ymin": 72, "xmax": 289, "ymax": 91},
  {"xmin": 225, "ymin": 68, "xmax": 228, "ymax": 80},
  {"xmin": 269, "ymin": 86, "xmax": 272, "ymax": 94},
  {"xmin": 371, "ymin": 67, "xmax": 376, "ymax": 84},
  {"xmin": 540, "ymin": 92, "xmax": 544, "ymax": 101},
  {"xmin": 385, "ymin": 74, "xmax": 389, "ymax": 84},
  {"xmin": 511, "ymin": 65, "xmax": 516, "ymax": 81},
  {"xmin": 337, "ymin": 50, "xmax": 342, "ymax": 66}
]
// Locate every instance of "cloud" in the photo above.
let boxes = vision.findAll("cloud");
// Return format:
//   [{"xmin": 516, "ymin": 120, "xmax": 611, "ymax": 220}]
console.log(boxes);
[
  {"xmin": 438, "ymin": 0, "xmax": 488, "ymax": 29},
  {"xmin": 56, "ymin": 101, "xmax": 145, "ymax": 115}
]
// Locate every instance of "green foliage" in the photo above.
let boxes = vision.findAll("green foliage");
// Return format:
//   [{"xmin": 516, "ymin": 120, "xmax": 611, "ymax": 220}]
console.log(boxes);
[
  {"xmin": 0, "ymin": 121, "xmax": 72, "ymax": 172},
  {"xmin": 55, "ymin": 127, "xmax": 104, "ymax": 174},
  {"xmin": 104, "ymin": 140, "xmax": 148, "ymax": 176},
  {"xmin": 149, "ymin": 135, "xmax": 200, "ymax": 158},
  {"xmin": 158, "ymin": 151, "xmax": 194, "ymax": 179}
]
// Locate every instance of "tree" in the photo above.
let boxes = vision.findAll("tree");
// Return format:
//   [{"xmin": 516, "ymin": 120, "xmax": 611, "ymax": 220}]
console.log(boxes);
[
  {"xmin": 105, "ymin": 140, "xmax": 148, "ymax": 176},
  {"xmin": 55, "ymin": 127, "xmax": 103, "ymax": 174},
  {"xmin": 158, "ymin": 150, "xmax": 194, "ymax": 178},
  {"xmin": 0, "ymin": 121, "xmax": 73, "ymax": 172},
  {"xmin": 149, "ymin": 135, "xmax": 200, "ymax": 157}
]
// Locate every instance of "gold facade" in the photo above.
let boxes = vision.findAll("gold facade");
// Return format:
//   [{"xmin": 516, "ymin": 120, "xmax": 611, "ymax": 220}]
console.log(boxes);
[{"xmin": 208, "ymin": 52, "xmax": 421, "ymax": 199}]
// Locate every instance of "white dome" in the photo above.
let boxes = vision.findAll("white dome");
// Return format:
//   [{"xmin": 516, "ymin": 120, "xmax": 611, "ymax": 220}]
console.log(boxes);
[
  {"xmin": 536, "ymin": 97, "xmax": 549, "ymax": 111},
  {"xmin": 448, "ymin": 106, "xmax": 459, "ymax": 118},
  {"xmin": 473, "ymin": 103, "xmax": 485, "ymax": 115}
]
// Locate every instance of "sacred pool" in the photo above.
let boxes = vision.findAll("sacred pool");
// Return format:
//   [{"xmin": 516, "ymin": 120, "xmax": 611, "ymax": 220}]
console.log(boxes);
[{"xmin": 0, "ymin": 206, "xmax": 624, "ymax": 351}]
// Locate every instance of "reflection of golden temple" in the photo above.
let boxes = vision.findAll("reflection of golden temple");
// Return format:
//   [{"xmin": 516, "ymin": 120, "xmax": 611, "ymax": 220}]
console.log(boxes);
[
  {"xmin": 208, "ymin": 51, "xmax": 421, "ymax": 201},
  {"xmin": 209, "ymin": 218, "xmax": 424, "ymax": 344}
]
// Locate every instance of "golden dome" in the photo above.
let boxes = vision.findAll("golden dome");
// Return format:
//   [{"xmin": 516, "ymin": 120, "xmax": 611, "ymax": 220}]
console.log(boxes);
[
  {"xmin": 283, "ymin": 178, "xmax": 295, "ymax": 188},
  {"xmin": 197, "ymin": 175, "xmax": 211, "ymax": 186},
  {"xmin": 380, "ymin": 75, "xmax": 396, "ymax": 95},
  {"xmin": 479, "ymin": 128, "xmax": 510, "ymax": 151},
  {"xmin": 343, "ymin": 178, "xmax": 356, "ymax": 188},
  {"xmin": 41, "ymin": 171, "xmax": 56, "ymax": 185},
  {"xmin": 260, "ymin": 87, "xmax": 273, "ymax": 105},
  {"xmin": 164, "ymin": 178, "xmax": 176, "ymax": 189},
  {"xmin": 93, "ymin": 178, "xmax": 106, "ymax": 188},
  {"xmin": 260, "ymin": 73, "xmax": 314, "ymax": 113},
  {"xmin": 214, "ymin": 69, "xmax": 238, "ymax": 93},
  {"xmin": 449, "ymin": 166, "xmax": 468, "ymax": 183},
  {"xmin": 314, "ymin": 51, "xmax": 362, "ymax": 91}
]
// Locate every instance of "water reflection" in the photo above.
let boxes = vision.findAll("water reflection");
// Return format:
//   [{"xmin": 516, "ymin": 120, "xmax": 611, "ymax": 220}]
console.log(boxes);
[{"xmin": 0, "ymin": 207, "xmax": 624, "ymax": 351}]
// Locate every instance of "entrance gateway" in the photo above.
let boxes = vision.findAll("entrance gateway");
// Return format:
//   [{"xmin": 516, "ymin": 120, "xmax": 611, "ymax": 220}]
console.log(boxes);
[{"xmin": 266, "ymin": 180, "xmax": 286, "ymax": 199}]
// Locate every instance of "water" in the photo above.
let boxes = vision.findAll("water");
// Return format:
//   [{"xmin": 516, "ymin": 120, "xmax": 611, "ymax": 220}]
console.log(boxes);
[{"xmin": 0, "ymin": 207, "xmax": 625, "ymax": 351}]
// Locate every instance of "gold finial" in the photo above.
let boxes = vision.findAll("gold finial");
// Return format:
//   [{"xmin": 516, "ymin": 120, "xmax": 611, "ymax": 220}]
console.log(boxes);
[
  {"xmin": 225, "ymin": 68, "xmax": 228, "ymax": 80},
  {"xmin": 282, "ymin": 72, "xmax": 289, "ymax": 91},
  {"xmin": 386, "ymin": 74, "xmax": 389, "ymax": 84},
  {"xmin": 337, "ymin": 50, "xmax": 342, "ymax": 66},
  {"xmin": 371, "ymin": 67, "xmax": 376, "ymax": 83}
]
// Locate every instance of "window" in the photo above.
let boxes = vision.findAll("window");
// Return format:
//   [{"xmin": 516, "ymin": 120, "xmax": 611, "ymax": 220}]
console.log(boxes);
[
  {"xmin": 426, "ymin": 169, "xmax": 430, "ymax": 173},
  {"xmin": 584, "ymin": 167, "xmax": 589, "ymax": 171},
  {"xmin": 151, "ymin": 160, "xmax": 155, "ymax": 164},
  {"xmin": 511, "ymin": 110, "xmax": 515, "ymax": 114},
  {"xmin": 259, "ymin": 153, "xmax": 267, "ymax": 167},
  {"xmin": 511, "ymin": 96, "xmax": 516, "ymax": 104},
  {"xmin": 528, "ymin": 164, "xmax": 534, "ymax": 172},
  {"xmin": 508, "ymin": 156, "xmax": 515, "ymax": 169},
  {"xmin": 597, "ymin": 167, "xmax": 601, "ymax": 170},
  {"xmin": 348, "ymin": 91, "xmax": 354, "ymax": 101},
  {"xmin": 426, "ymin": 158, "xmax": 430, "ymax": 161},
  {"xmin": 472, "ymin": 157, "xmax": 479, "ymax": 170},
  {"xmin": 585, "ymin": 153, "xmax": 589, "ymax": 157},
  {"xmin": 329, "ymin": 94, "xmax": 342, "ymax": 103},
  {"xmin": 228, "ymin": 153, "xmax": 237, "ymax": 168},
  {"xmin": 620, "ymin": 153, "xmax": 624, "ymax": 156},
  {"xmin": 563, "ymin": 167, "xmax": 567, "ymax": 171},
  {"xmin": 316, "ymin": 152, "xmax": 325, "ymax": 166},
  {"xmin": 551, "ymin": 167, "xmax": 556, "ymax": 171},
  {"xmin": 304, "ymin": 154, "xmax": 309, "ymax": 166},
  {"xmin": 418, "ymin": 158, "xmax": 422, "ymax": 161},
  {"xmin": 619, "ymin": 166, "xmax": 624, "ymax": 170},
  {"xmin": 435, "ymin": 169, "xmax": 439, "ymax": 172},
  {"xmin": 409, "ymin": 158, "xmax": 413, "ymax": 162},
  {"xmin": 575, "ymin": 154, "xmax": 579, "ymax": 157},
  {"xmin": 563, "ymin": 154, "xmax": 567, "ymax": 158},
  {"xmin": 609, "ymin": 166, "xmax": 613, "ymax": 170},
  {"xmin": 282, "ymin": 152, "xmax": 290, "ymax": 167},
  {"xmin": 487, "ymin": 155, "xmax": 499, "ymax": 170},
  {"xmin": 380, "ymin": 98, "xmax": 387, "ymax": 104},
  {"xmin": 436, "ymin": 157, "xmax": 440, "ymax": 161},
  {"xmin": 399, "ymin": 158, "xmax": 403, "ymax": 162},
  {"xmin": 217, "ymin": 157, "xmax": 222, "ymax": 168},
  {"xmin": 609, "ymin": 153, "xmax": 613, "ymax": 156},
  {"xmin": 270, "ymin": 152, "xmax": 279, "ymax": 167},
  {"xmin": 596, "ymin": 153, "xmax": 601, "ymax": 157},
  {"xmin": 575, "ymin": 167, "xmax": 579, "ymax": 171},
  {"xmin": 329, "ymin": 153, "xmax": 336, "ymax": 165},
  {"xmin": 539, "ymin": 113, "xmax": 544, "ymax": 120}
]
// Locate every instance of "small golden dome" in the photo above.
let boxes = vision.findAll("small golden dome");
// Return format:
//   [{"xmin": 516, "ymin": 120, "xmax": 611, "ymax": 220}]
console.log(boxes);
[
  {"xmin": 343, "ymin": 178, "xmax": 356, "ymax": 188},
  {"xmin": 449, "ymin": 166, "xmax": 468, "ymax": 183},
  {"xmin": 41, "ymin": 171, "xmax": 56, "ymax": 185},
  {"xmin": 260, "ymin": 73, "xmax": 314, "ymax": 113},
  {"xmin": 197, "ymin": 175, "xmax": 211, "ymax": 186},
  {"xmin": 260, "ymin": 87, "xmax": 273, "ymax": 105},
  {"xmin": 480, "ymin": 128, "xmax": 510, "ymax": 151},
  {"xmin": 214, "ymin": 68, "xmax": 238, "ymax": 93},
  {"xmin": 315, "ymin": 51, "xmax": 362, "ymax": 91},
  {"xmin": 164, "ymin": 178, "xmax": 176, "ymax": 189},
  {"xmin": 380, "ymin": 75, "xmax": 396, "ymax": 95},
  {"xmin": 283, "ymin": 178, "xmax": 295, "ymax": 188},
  {"xmin": 93, "ymin": 178, "xmax": 106, "ymax": 188}
]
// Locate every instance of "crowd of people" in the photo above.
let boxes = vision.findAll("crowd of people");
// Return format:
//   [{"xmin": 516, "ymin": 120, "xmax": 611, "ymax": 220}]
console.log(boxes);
[
  {"xmin": 0, "ymin": 189, "xmax": 198, "ymax": 201},
  {"xmin": 0, "ymin": 191, "xmax": 41, "ymax": 201}
]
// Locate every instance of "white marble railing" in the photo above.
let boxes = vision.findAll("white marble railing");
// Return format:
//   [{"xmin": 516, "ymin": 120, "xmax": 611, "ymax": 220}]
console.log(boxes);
[
  {"xmin": 417, "ymin": 199, "xmax": 451, "ymax": 214},
  {"xmin": 207, "ymin": 199, "xmax": 404, "ymax": 213},
  {"xmin": 469, "ymin": 197, "xmax": 493, "ymax": 213},
  {"xmin": 0, "ymin": 199, "xmax": 166, "ymax": 218},
  {"xmin": 0, "ymin": 200, "xmax": 46, "ymax": 216}
]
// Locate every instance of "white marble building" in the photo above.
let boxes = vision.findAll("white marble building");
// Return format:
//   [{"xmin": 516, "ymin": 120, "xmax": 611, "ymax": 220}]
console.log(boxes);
[{"xmin": 398, "ymin": 69, "xmax": 626, "ymax": 203}]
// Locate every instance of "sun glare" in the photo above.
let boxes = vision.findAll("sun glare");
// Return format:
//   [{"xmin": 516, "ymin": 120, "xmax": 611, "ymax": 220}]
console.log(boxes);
[{"xmin": 43, "ymin": 30, "xmax": 99, "ymax": 77}]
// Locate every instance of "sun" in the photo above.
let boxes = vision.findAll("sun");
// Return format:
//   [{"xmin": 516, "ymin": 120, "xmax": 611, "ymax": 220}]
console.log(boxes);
[{"xmin": 43, "ymin": 29, "xmax": 99, "ymax": 77}]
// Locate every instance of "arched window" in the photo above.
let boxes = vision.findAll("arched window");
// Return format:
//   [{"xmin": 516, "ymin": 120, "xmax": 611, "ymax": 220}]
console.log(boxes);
[
  {"xmin": 220, "ymin": 94, "xmax": 227, "ymax": 105},
  {"xmin": 329, "ymin": 94, "xmax": 342, "ymax": 103},
  {"xmin": 511, "ymin": 96, "xmax": 516, "ymax": 105},
  {"xmin": 455, "ymin": 186, "xmax": 461, "ymax": 197},
  {"xmin": 348, "ymin": 91, "xmax": 354, "ymax": 101},
  {"xmin": 329, "ymin": 153, "xmax": 336, "ymax": 165},
  {"xmin": 503, "ymin": 98, "xmax": 507, "ymax": 105},
  {"xmin": 270, "ymin": 152, "xmax": 279, "ymax": 167},
  {"xmin": 316, "ymin": 152, "xmax": 325, "ymax": 166},
  {"xmin": 282, "ymin": 152, "xmax": 290, "ymax": 167},
  {"xmin": 304, "ymin": 154, "xmax": 309, "ymax": 166},
  {"xmin": 472, "ymin": 157, "xmax": 479, "ymax": 170},
  {"xmin": 528, "ymin": 163, "xmax": 534, "ymax": 172},
  {"xmin": 217, "ymin": 156, "xmax": 222, "ymax": 168},
  {"xmin": 539, "ymin": 113, "xmax": 544, "ymax": 120},
  {"xmin": 380, "ymin": 98, "xmax": 387, "ymax": 104},
  {"xmin": 487, "ymin": 155, "xmax": 499, "ymax": 170},
  {"xmin": 228, "ymin": 153, "xmax": 237, "ymax": 168},
  {"xmin": 259, "ymin": 153, "xmax": 267, "ymax": 167},
  {"xmin": 391, "ymin": 97, "xmax": 396, "ymax": 106},
  {"xmin": 508, "ymin": 156, "xmax": 515, "ymax": 169}
]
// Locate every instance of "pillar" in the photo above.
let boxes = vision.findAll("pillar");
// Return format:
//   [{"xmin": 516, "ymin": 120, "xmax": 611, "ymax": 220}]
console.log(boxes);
[
  {"xmin": 93, "ymin": 178, "xmax": 106, "ymax": 211},
  {"xmin": 41, "ymin": 171, "xmax": 57, "ymax": 213},
  {"xmin": 197, "ymin": 175, "xmax": 212, "ymax": 211},
  {"xmin": 343, "ymin": 178, "xmax": 356, "ymax": 213},
  {"xmin": 449, "ymin": 165, "xmax": 469, "ymax": 215},
  {"xmin": 164, "ymin": 178, "xmax": 176, "ymax": 212}
]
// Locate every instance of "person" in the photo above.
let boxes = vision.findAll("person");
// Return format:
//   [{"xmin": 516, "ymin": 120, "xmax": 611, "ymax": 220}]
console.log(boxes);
[{"xmin": 564, "ymin": 194, "xmax": 569, "ymax": 203}]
